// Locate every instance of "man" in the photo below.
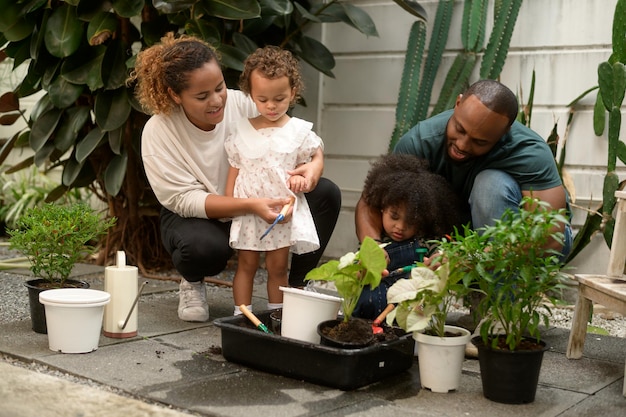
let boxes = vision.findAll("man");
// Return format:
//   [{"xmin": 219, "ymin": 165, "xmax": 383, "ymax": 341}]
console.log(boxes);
[{"xmin": 356, "ymin": 79, "xmax": 572, "ymax": 262}]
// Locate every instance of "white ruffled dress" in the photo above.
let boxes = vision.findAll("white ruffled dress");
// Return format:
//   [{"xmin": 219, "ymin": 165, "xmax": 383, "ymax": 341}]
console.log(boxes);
[{"xmin": 224, "ymin": 117, "xmax": 321, "ymax": 254}]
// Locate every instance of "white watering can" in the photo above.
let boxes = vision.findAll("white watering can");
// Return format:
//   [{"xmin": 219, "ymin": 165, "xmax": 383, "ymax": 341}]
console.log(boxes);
[{"xmin": 103, "ymin": 251, "xmax": 146, "ymax": 338}]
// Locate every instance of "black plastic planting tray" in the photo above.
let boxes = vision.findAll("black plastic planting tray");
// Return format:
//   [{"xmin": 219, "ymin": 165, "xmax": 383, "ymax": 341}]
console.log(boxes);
[{"xmin": 214, "ymin": 310, "xmax": 415, "ymax": 390}]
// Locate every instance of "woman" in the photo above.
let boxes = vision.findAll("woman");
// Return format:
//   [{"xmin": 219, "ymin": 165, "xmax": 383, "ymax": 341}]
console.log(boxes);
[{"xmin": 128, "ymin": 33, "xmax": 340, "ymax": 322}]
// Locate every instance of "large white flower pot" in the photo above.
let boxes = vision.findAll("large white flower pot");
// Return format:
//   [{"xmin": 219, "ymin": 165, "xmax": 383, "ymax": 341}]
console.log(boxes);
[
  {"xmin": 414, "ymin": 325, "xmax": 471, "ymax": 393},
  {"xmin": 279, "ymin": 286, "xmax": 342, "ymax": 344},
  {"xmin": 39, "ymin": 288, "xmax": 110, "ymax": 353}
]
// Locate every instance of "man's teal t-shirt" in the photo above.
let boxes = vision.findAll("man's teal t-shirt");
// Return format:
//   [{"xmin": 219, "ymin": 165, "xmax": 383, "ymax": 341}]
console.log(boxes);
[{"xmin": 393, "ymin": 109, "xmax": 562, "ymax": 202}]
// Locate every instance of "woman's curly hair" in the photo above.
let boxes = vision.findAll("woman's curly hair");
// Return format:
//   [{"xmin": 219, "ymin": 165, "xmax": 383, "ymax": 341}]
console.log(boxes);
[
  {"xmin": 127, "ymin": 32, "xmax": 220, "ymax": 115},
  {"xmin": 362, "ymin": 154, "xmax": 468, "ymax": 239},
  {"xmin": 238, "ymin": 46, "xmax": 304, "ymax": 107}
]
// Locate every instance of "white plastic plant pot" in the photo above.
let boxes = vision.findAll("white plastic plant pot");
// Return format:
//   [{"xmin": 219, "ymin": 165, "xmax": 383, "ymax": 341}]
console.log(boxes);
[
  {"xmin": 414, "ymin": 325, "xmax": 472, "ymax": 393},
  {"xmin": 39, "ymin": 288, "xmax": 111, "ymax": 353},
  {"xmin": 279, "ymin": 286, "xmax": 342, "ymax": 344}
]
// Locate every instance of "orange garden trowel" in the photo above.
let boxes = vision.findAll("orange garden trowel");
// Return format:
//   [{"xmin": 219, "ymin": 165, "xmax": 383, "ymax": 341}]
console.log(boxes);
[
  {"xmin": 260, "ymin": 197, "xmax": 295, "ymax": 240},
  {"xmin": 372, "ymin": 304, "xmax": 395, "ymax": 334}
]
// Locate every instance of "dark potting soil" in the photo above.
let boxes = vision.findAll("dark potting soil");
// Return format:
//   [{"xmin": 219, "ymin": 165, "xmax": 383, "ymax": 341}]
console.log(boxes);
[
  {"xmin": 29, "ymin": 280, "xmax": 88, "ymax": 290},
  {"xmin": 489, "ymin": 335, "xmax": 545, "ymax": 351},
  {"xmin": 322, "ymin": 318, "xmax": 400, "ymax": 346}
]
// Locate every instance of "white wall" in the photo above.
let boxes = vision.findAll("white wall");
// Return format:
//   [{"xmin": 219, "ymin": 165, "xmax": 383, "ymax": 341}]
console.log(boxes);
[{"xmin": 299, "ymin": 0, "xmax": 618, "ymax": 273}]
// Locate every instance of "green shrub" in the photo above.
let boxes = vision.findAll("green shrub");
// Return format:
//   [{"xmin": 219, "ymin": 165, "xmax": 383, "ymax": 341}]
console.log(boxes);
[{"xmin": 8, "ymin": 203, "xmax": 115, "ymax": 285}]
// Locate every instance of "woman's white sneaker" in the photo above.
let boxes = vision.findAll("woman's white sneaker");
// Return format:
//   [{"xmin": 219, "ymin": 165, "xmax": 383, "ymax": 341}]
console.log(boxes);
[{"xmin": 178, "ymin": 278, "xmax": 209, "ymax": 322}]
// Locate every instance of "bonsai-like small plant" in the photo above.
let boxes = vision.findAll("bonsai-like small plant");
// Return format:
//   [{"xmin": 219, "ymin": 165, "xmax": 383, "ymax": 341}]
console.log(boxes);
[
  {"xmin": 304, "ymin": 236, "xmax": 387, "ymax": 322},
  {"xmin": 440, "ymin": 196, "xmax": 569, "ymax": 351},
  {"xmin": 386, "ymin": 261, "xmax": 470, "ymax": 338},
  {"xmin": 8, "ymin": 203, "xmax": 116, "ymax": 288}
]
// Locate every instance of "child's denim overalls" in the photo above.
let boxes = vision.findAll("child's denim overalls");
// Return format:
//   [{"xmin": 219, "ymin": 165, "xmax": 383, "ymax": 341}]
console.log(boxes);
[{"xmin": 352, "ymin": 237, "xmax": 433, "ymax": 320}]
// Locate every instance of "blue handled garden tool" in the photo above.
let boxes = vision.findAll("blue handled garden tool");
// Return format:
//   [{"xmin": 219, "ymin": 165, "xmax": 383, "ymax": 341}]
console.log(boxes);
[{"xmin": 260, "ymin": 197, "xmax": 295, "ymax": 240}]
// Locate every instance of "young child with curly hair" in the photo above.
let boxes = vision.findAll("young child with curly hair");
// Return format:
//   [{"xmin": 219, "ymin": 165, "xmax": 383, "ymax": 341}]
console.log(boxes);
[
  {"xmin": 353, "ymin": 153, "xmax": 469, "ymax": 319},
  {"xmin": 224, "ymin": 46, "xmax": 321, "ymax": 316}
]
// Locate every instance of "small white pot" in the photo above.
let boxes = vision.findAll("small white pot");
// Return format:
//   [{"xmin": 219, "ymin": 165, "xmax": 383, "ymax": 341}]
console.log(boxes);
[
  {"xmin": 279, "ymin": 286, "xmax": 342, "ymax": 344},
  {"xmin": 39, "ymin": 288, "xmax": 111, "ymax": 353},
  {"xmin": 414, "ymin": 325, "xmax": 471, "ymax": 393}
]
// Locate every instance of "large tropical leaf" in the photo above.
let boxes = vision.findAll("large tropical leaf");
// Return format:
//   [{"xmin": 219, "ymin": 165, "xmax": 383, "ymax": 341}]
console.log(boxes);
[
  {"xmin": 44, "ymin": 4, "xmax": 83, "ymax": 58},
  {"xmin": 296, "ymin": 36, "xmax": 335, "ymax": 77},
  {"xmin": 54, "ymin": 106, "xmax": 91, "ymax": 153},
  {"xmin": 0, "ymin": 92, "xmax": 19, "ymax": 112},
  {"xmin": 48, "ymin": 76, "xmax": 83, "ymax": 109},
  {"xmin": 104, "ymin": 151, "xmax": 128, "ymax": 196},
  {"xmin": 393, "ymin": 0, "xmax": 428, "ymax": 20},
  {"xmin": 217, "ymin": 44, "xmax": 249, "ymax": 72},
  {"xmin": 108, "ymin": 127, "xmax": 124, "ymax": 155},
  {"xmin": 293, "ymin": 3, "xmax": 321, "ymax": 22},
  {"xmin": 111, "ymin": 0, "xmax": 145, "ymax": 18},
  {"xmin": 185, "ymin": 19, "xmax": 221, "ymax": 45},
  {"xmin": 323, "ymin": 3, "xmax": 378, "ymax": 37},
  {"xmin": 204, "ymin": 0, "xmax": 261, "ymax": 20},
  {"xmin": 62, "ymin": 157, "xmax": 86, "ymax": 186},
  {"xmin": 75, "ymin": 126, "xmax": 105, "ymax": 163},
  {"xmin": 30, "ymin": 108, "xmax": 63, "ymax": 152},
  {"xmin": 87, "ymin": 11, "xmax": 118, "ymax": 45},
  {"xmin": 94, "ymin": 88, "xmax": 132, "ymax": 132},
  {"xmin": 102, "ymin": 38, "xmax": 129, "ymax": 90},
  {"xmin": 261, "ymin": 0, "xmax": 294, "ymax": 16},
  {"xmin": 60, "ymin": 45, "xmax": 106, "ymax": 91}
]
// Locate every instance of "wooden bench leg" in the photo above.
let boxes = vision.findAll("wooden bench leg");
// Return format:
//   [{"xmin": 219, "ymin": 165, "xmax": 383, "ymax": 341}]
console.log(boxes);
[{"xmin": 566, "ymin": 286, "xmax": 592, "ymax": 359}]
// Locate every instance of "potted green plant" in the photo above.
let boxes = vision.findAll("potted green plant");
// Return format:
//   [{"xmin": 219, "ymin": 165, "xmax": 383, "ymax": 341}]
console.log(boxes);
[
  {"xmin": 8, "ymin": 202, "xmax": 116, "ymax": 333},
  {"xmin": 304, "ymin": 237, "xmax": 387, "ymax": 347},
  {"xmin": 440, "ymin": 196, "xmax": 569, "ymax": 403},
  {"xmin": 385, "ymin": 262, "xmax": 472, "ymax": 393}
]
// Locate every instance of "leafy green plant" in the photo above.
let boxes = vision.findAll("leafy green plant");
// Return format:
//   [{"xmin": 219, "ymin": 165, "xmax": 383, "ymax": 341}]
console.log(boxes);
[
  {"xmin": 0, "ymin": 0, "xmax": 382, "ymax": 271},
  {"xmin": 386, "ymin": 262, "xmax": 470, "ymax": 338},
  {"xmin": 7, "ymin": 202, "xmax": 115, "ymax": 286},
  {"xmin": 440, "ymin": 197, "xmax": 569, "ymax": 351},
  {"xmin": 304, "ymin": 237, "xmax": 387, "ymax": 322}
]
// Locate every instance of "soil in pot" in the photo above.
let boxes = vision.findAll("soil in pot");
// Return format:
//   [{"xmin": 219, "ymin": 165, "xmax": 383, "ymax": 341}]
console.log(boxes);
[{"xmin": 318, "ymin": 318, "xmax": 400, "ymax": 348}]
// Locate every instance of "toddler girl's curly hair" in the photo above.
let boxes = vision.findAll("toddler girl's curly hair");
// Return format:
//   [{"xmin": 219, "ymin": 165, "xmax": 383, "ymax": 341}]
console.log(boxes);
[
  {"xmin": 362, "ymin": 154, "xmax": 468, "ymax": 239},
  {"xmin": 238, "ymin": 46, "xmax": 304, "ymax": 107}
]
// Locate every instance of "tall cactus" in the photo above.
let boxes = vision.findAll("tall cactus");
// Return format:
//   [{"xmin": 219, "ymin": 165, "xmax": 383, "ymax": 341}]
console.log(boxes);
[
  {"xmin": 390, "ymin": 20, "xmax": 427, "ymax": 152},
  {"xmin": 389, "ymin": 0, "xmax": 455, "ymax": 152},
  {"xmin": 391, "ymin": 0, "xmax": 523, "ymax": 148},
  {"xmin": 414, "ymin": 0, "xmax": 455, "ymax": 121},
  {"xmin": 569, "ymin": 0, "xmax": 626, "ymax": 262},
  {"xmin": 462, "ymin": 0, "xmax": 487, "ymax": 51},
  {"xmin": 480, "ymin": 0, "xmax": 523, "ymax": 79},
  {"xmin": 431, "ymin": 52, "xmax": 477, "ymax": 115},
  {"xmin": 431, "ymin": 0, "xmax": 488, "ymax": 116}
]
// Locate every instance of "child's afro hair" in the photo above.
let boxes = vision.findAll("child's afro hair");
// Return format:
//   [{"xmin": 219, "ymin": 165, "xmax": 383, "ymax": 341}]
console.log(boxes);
[{"xmin": 362, "ymin": 154, "xmax": 468, "ymax": 239}]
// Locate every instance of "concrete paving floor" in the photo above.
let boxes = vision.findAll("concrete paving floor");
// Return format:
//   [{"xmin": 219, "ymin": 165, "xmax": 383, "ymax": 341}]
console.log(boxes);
[{"xmin": 0, "ymin": 263, "xmax": 625, "ymax": 417}]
